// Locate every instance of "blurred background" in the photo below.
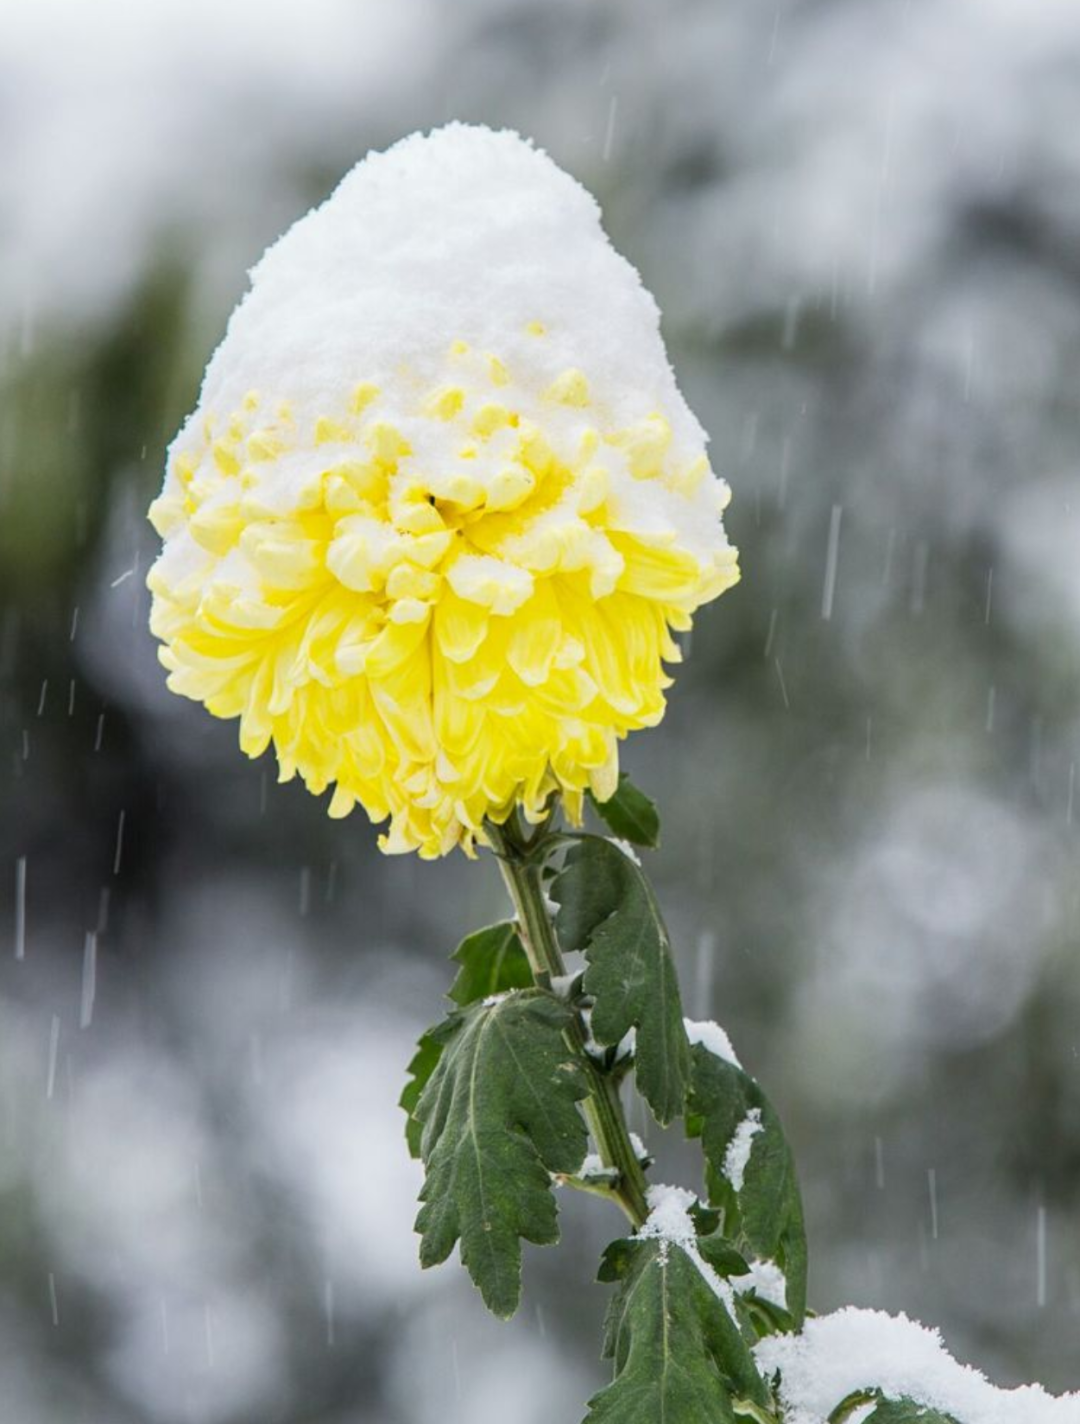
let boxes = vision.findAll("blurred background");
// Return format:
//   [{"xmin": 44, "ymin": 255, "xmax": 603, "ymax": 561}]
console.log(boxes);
[{"xmin": 2, "ymin": 0, "xmax": 1079, "ymax": 1418}]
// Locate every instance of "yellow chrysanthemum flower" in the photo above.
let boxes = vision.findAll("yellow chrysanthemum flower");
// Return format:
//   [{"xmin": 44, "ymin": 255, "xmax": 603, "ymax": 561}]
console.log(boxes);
[{"xmin": 147, "ymin": 125, "xmax": 739, "ymax": 857}]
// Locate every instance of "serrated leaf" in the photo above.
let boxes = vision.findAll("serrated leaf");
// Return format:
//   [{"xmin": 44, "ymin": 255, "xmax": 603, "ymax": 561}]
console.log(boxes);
[
  {"xmin": 413, "ymin": 990, "xmax": 588, "ymax": 1319},
  {"xmin": 686, "ymin": 1042, "xmax": 808, "ymax": 1327},
  {"xmin": 448, "ymin": 921, "xmax": 532, "ymax": 1006},
  {"xmin": 587, "ymin": 1235, "xmax": 770, "ymax": 1423},
  {"xmin": 402, "ymin": 924, "xmax": 534, "ymax": 1155},
  {"xmin": 552, "ymin": 837, "xmax": 689, "ymax": 1124},
  {"xmin": 400, "ymin": 1020, "xmax": 457, "ymax": 1159},
  {"xmin": 588, "ymin": 773, "xmax": 661, "ymax": 848}
]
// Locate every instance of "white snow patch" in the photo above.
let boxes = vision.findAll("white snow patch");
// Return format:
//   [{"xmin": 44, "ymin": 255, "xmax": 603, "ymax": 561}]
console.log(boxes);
[
  {"xmin": 638, "ymin": 1184, "xmax": 735, "ymax": 1312},
  {"xmin": 158, "ymin": 123, "xmax": 730, "ymax": 574},
  {"xmin": 723, "ymin": 1107, "xmax": 764, "ymax": 1192},
  {"xmin": 639, "ymin": 1184, "xmax": 702, "ymax": 1253},
  {"xmin": 628, "ymin": 1131, "xmax": 650, "ymax": 1163},
  {"xmin": 580, "ymin": 1005, "xmax": 636, "ymax": 1063},
  {"xmin": 734, "ymin": 1258, "xmax": 788, "ymax": 1312},
  {"xmin": 754, "ymin": 1308, "xmax": 1080, "ymax": 1424},
  {"xmin": 580, "ymin": 1005, "xmax": 601, "ymax": 1058},
  {"xmin": 549, "ymin": 972, "xmax": 579, "ymax": 999},
  {"xmin": 607, "ymin": 836, "xmax": 642, "ymax": 866},
  {"xmin": 684, "ymin": 1017, "xmax": 742, "ymax": 1069},
  {"xmin": 576, "ymin": 1153, "xmax": 616, "ymax": 1182}
]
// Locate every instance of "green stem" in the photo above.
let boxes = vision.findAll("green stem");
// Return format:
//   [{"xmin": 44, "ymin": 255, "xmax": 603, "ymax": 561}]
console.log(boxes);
[
  {"xmin": 486, "ymin": 812, "xmax": 650, "ymax": 1229},
  {"xmin": 827, "ymin": 1392, "xmax": 878, "ymax": 1423}
]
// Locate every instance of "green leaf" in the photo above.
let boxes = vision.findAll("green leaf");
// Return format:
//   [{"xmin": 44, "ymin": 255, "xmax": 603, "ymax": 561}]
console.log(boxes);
[
  {"xmin": 735, "ymin": 1288, "xmax": 795, "ymax": 1340},
  {"xmin": 402, "ymin": 924, "xmax": 533, "ymax": 1155},
  {"xmin": 695, "ymin": 1232, "xmax": 751, "ymax": 1281},
  {"xmin": 448, "ymin": 921, "xmax": 532, "ymax": 1006},
  {"xmin": 588, "ymin": 773, "xmax": 661, "ymax": 848},
  {"xmin": 413, "ymin": 989, "xmax": 588, "ymax": 1319},
  {"xmin": 863, "ymin": 1400, "xmax": 960, "ymax": 1424},
  {"xmin": 552, "ymin": 836, "xmax": 690, "ymax": 1125},
  {"xmin": 829, "ymin": 1394, "xmax": 960, "ymax": 1424},
  {"xmin": 586, "ymin": 1235, "xmax": 770, "ymax": 1423},
  {"xmin": 400, "ymin": 1021, "xmax": 456, "ymax": 1159},
  {"xmin": 686, "ymin": 1042, "xmax": 809, "ymax": 1326},
  {"xmin": 693, "ymin": 1228, "xmax": 790, "ymax": 1343}
]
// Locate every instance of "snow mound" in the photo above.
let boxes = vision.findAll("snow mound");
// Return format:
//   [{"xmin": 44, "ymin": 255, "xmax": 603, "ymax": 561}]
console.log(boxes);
[
  {"xmin": 755, "ymin": 1308, "xmax": 1080, "ymax": 1424},
  {"xmin": 191, "ymin": 123, "xmax": 708, "ymax": 472}
]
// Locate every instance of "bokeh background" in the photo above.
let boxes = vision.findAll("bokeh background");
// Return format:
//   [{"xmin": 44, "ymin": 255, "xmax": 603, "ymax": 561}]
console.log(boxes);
[{"xmin": 2, "ymin": 0, "xmax": 1079, "ymax": 1419}]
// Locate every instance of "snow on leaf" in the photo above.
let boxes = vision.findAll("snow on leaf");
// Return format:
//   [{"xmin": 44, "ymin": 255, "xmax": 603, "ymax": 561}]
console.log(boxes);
[
  {"xmin": 757, "ymin": 1309, "xmax": 1080, "ymax": 1424},
  {"xmin": 685, "ymin": 1016, "xmax": 743, "ymax": 1069},
  {"xmin": 686, "ymin": 1041, "xmax": 808, "ymax": 1326},
  {"xmin": 586, "ymin": 1232, "xmax": 770, "ymax": 1424}
]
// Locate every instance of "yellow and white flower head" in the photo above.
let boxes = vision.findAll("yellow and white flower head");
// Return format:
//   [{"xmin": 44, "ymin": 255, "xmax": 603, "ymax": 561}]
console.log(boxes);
[{"xmin": 148, "ymin": 125, "xmax": 739, "ymax": 857}]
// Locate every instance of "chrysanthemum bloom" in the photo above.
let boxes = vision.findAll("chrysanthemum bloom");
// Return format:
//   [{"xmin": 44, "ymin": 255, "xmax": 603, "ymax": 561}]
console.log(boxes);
[{"xmin": 147, "ymin": 125, "xmax": 739, "ymax": 856}]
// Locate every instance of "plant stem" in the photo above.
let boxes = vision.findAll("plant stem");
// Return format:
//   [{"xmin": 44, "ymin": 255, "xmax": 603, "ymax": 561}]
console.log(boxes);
[
  {"xmin": 486, "ymin": 814, "xmax": 650, "ymax": 1229},
  {"xmin": 827, "ymin": 1392, "xmax": 878, "ymax": 1423}
]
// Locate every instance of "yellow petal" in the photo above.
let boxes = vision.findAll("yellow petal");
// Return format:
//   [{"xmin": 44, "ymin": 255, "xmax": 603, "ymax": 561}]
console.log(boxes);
[
  {"xmin": 433, "ymin": 591, "xmax": 489, "ymax": 663},
  {"xmin": 506, "ymin": 585, "xmax": 562, "ymax": 687}
]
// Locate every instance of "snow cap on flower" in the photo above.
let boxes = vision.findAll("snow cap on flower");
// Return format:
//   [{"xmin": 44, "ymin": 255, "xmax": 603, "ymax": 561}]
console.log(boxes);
[{"xmin": 147, "ymin": 124, "xmax": 739, "ymax": 857}]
